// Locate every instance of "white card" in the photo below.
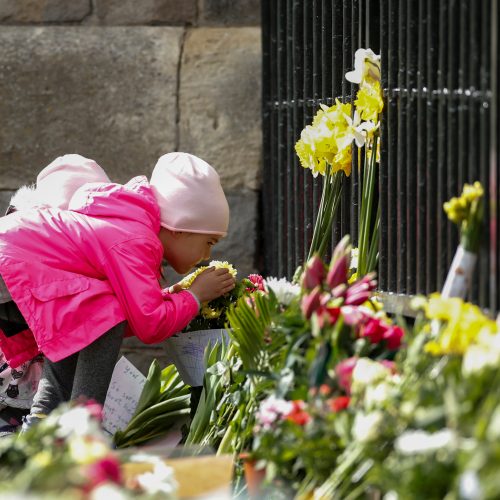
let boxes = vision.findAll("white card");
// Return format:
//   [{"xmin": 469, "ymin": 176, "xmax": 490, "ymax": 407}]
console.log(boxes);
[{"xmin": 103, "ymin": 356, "xmax": 146, "ymax": 435}]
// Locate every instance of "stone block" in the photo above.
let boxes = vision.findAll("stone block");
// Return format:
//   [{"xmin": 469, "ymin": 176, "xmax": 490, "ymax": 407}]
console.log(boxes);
[
  {"xmin": 94, "ymin": 0, "xmax": 196, "ymax": 25},
  {"xmin": 0, "ymin": 0, "xmax": 91, "ymax": 23},
  {"xmin": 0, "ymin": 27, "xmax": 182, "ymax": 188},
  {"xmin": 0, "ymin": 191, "xmax": 14, "ymax": 214},
  {"xmin": 199, "ymin": 0, "xmax": 260, "ymax": 26},
  {"xmin": 179, "ymin": 27, "xmax": 262, "ymax": 191}
]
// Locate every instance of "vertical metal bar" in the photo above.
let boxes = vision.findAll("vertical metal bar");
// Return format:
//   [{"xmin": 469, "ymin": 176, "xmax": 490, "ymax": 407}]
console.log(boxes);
[
  {"xmin": 396, "ymin": 0, "xmax": 407, "ymax": 294},
  {"xmin": 292, "ymin": 1, "xmax": 305, "ymax": 268},
  {"xmin": 405, "ymin": 0, "xmax": 417, "ymax": 294},
  {"xmin": 468, "ymin": 0, "xmax": 481, "ymax": 301},
  {"xmin": 479, "ymin": 0, "xmax": 492, "ymax": 307},
  {"xmin": 276, "ymin": 0, "xmax": 286, "ymax": 278},
  {"xmin": 285, "ymin": 0, "xmax": 293, "ymax": 279},
  {"xmin": 416, "ymin": 0, "xmax": 427, "ymax": 294},
  {"xmin": 436, "ymin": 1, "xmax": 449, "ymax": 289},
  {"xmin": 446, "ymin": 1, "xmax": 460, "ymax": 279},
  {"xmin": 425, "ymin": 0, "xmax": 439, "ymax": 294},
  {"xmin": 386, "ymin": 0, "xmax": 399, "ymax": 292},
  {"xmin": 491, "ymin": 0, "xmax": 499, "ymax": 313},
  {"xmin": 379, "ymin": 0, "xmax": 389, "ymax": 290}
]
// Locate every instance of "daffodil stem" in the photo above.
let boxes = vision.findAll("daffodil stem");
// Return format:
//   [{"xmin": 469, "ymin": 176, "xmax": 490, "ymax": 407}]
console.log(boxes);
[{"xmin": 358, "ymin": 135, "xmax": 379, "ymax": 277}]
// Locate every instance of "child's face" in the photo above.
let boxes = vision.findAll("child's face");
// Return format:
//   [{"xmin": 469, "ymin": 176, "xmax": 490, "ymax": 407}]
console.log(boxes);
[{"xmin": 159, "ymin": 228, "xmax": 221, "ymax": 274}]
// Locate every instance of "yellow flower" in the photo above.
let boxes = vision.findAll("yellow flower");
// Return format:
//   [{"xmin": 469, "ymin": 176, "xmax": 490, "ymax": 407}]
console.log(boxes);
[
  {"xmin": 201, "ymin": 305, "xmax": 222, "ymax": 319},
  {"xmin": 68, "ymin": 436, "xmax": 109, "ymax": 465},
  {"xmin": 179, "ymin": 261, "xmax": 237, "ymax": 289},
  {"xmin": 443, "ymin": 182, "xmax": 484, "ymax": 226},
  {"xmin": 31, "ymin": 451, "xmax": 52, "ymax": 468},
  {"xmin": 355, "ymin": 81, "xmax": 384, "ymax": 122},
  {"xmin": 423, "ymin": 293, "xmax": 495, "ymax": 355},
  {"xmin": 295, "ymin": 99, "xmax": 353, "ymax": 178}
]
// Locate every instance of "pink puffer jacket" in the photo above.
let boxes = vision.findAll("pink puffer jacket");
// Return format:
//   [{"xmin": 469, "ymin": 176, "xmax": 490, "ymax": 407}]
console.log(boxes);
[{"xmin": 0, "ymin": 176, "xmax": 199, "ymax": 367}]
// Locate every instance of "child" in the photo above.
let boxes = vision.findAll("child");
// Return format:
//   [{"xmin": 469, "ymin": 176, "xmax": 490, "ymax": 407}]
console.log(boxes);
[
  {"xmin": 0, "ymin": 154, "xmax": 112, "ymax": 432},
  {"xmin": 0, "ymin": 151, "xmax": 234, "ymax": 427}
]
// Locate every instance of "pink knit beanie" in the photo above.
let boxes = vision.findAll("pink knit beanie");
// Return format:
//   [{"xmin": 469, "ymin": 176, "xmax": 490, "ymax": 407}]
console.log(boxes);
[
  {"xmin": 150, "ymin": 152, "xmax": 229, "ymax": 236},
  {"xmin": 36, "ymin": 154, "xmax": 110, "ymax": 209}
]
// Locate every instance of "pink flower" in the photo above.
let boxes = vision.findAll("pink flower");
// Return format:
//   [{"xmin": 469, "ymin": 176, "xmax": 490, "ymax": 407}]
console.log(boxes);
[
  {"xmin": 86, "ymin": 455, "xmax": 122, "ymax": 489},
  {"xmin": 344, "ymin": 274, "xmax": 377, "ymax": 306},
  {"xmin": 302, "ymin": 255, "xmax": 325, "ymax": 289},
  {"xmin": 341, "ymin": 305, "xmax": 369, "ymax": 326},
  {"xmin": 360, "ymin": 317, "xmax": 387, "ymax": 344},
  {"xmin": 336, "ymin": 357, "xmax": 358, "ymax": 394},
  {"xmin": 301, "ymin": 286, "xmax": 322, "ymax": 319},
  {"xmin": 316, "ymin": 306, "xmax": 341, "ymax": 328},
  {"xmin": 383, "ymin": 325, "xmax": 405, "ymax": 350},
  {"xmin": 84, "ymin": 400, "xmax": 103, "ymax": 422},
  {"xmin": 248, "ymin": 274, "xmax": 265, "ymax": 292},
  {"xmin": 256, "ymin": 396, "xmax": 293, "ymax": 430},
  {"xmin": 328, "ymin": 396, "xmax": 351, "ymax": 412},
  {"xmin": 327, "ymin": 255, "xmax": 349, "ymax": 290}
]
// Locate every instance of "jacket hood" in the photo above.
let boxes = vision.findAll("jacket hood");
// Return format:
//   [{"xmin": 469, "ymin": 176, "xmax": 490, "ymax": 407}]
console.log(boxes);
[{"xmin": 68, "ymin": 176, "xmax": 161, "ymax": 233}]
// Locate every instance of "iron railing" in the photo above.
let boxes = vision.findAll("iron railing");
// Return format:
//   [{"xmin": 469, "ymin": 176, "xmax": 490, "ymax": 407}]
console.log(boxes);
[{"xmin": 262, "ymin": 0, "xmax": 499, "ymax": 314}]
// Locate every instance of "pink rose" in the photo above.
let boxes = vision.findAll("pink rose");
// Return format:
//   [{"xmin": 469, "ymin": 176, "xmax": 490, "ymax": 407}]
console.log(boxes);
[{"xmin": 248, "ymin": 274, "xmax": 265, "ymax": 292}]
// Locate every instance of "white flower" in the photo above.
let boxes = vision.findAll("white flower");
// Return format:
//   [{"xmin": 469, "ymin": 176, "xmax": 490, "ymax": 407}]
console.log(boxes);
[
  {"xmin": 459, "ymin": 470, "xmax": 483, "ymax": 500},
  {"xmin": 350, "ymin": 247, "xmax": 359, "ymax": 270},
  {"xmin": 55, "ymin": 406, "xmax": 105, "ymax": 439},
  {"xmin": 364, "ymin": 381, "xmax": 393, "ymax": 409},
  {"xmin": 351, "ymin": 358, "xmax": 391, "ymax": 391},
  {"xmin": 352, "ymin": 411, "xmax": 384, "ymax": 443},
  {"xmin": 462, "ymin": 344, "xmax": 500, "ymax": 377},
  {"xmin": 136, "ymin": 458, "xmax": 178, "ymax": 497},
  {"xmin": 256, "ymin": 395, "xmax": 293, "ymax": 429},
  {"xmin": 89, "ymin": 483, "xmax": 129, "ymax": 500},
  {"xmin": 345, "ymin": 48, "xmax": 381, "ymax": 84},
  {"xmin": 264, "ymin": 277, "xmax": 300, "ymax": 306},
  {"xmin": 394, "ymin": 429, "xmax": 457, "ymax": 455}
]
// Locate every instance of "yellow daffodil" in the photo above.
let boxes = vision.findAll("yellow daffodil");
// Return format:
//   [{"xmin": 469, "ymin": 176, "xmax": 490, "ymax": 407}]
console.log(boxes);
[
  {"xmin": 68, "ymin": 436, "xmax": 109, "ymax": 465},
  {"xmin": 355, "ymin": 81, "xmax": 384, "ymax": 122},
  {"xmin": 424, "ymin": 293, "xmax": 496, "ymax": 355}
]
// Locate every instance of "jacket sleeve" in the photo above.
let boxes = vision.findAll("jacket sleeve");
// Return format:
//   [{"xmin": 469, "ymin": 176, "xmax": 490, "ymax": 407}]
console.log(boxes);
[{"xmin": 103, "ymin": 237, "xmax": 199, "ymax": 344}]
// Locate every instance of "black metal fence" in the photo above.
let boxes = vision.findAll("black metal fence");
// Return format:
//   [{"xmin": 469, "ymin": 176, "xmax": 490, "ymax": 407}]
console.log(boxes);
[{"xmin": 261, "ymin": 0, "xmax": 499, "ymax": 314}]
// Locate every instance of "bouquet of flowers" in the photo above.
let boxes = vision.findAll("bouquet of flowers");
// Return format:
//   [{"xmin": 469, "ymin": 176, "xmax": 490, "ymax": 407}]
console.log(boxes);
[
  {"xmin": 177, "ymin": 260, "xmax": 244, "ymax": 332},
  {"xmin": 441, "ymin": 181, "xmax": 485, "ymax": 298},
  {"xmin": 0, "ymin": 401, "xmax": 178, "ymax": 499},
  {"xmin": 295, "ymin": 48, "xmax": 383, "ymax": 272}
]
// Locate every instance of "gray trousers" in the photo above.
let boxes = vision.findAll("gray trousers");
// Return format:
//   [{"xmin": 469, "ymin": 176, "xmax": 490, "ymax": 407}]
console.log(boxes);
[{"xmin": 30, "ymin": 321, "xmax": 125, "ymax": 415}]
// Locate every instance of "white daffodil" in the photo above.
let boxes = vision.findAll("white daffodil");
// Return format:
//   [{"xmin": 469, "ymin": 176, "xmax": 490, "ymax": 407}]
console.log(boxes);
[
  {"xmin": 394, "ymin": 429, "xmax": 457, "ymax": 455},
  {"xmin": 265, "ymin": 277, "xmax": 300, "ymax": 306},
  {"xmin": 345, "ymin": 48, "xmax": 381, "ymax": 84}
]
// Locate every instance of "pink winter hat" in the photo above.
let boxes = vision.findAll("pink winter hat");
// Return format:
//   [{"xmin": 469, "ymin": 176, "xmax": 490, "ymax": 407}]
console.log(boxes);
[
  {"xmin": 36, "ymin": 154, "xmax": 110, "ymax": 209},
  {"xmin": 150, "ymin": 152, "xmax": 229, "ymax": 236}
]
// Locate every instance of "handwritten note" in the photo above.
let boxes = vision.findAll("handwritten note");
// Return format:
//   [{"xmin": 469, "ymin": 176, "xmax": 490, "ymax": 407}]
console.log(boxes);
[
  {"xmin": 103, "ymin": 356, "xmax": 146, "ymax": 435},
  {"xmin": 163, "ymin": 329, "xmax": 229, "ymax": 387}
]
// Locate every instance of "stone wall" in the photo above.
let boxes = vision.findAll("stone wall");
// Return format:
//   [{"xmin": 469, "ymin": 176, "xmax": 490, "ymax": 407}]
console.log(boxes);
[{"xmin": 0, "ymin": 0, "xmax": 261, "ymax": 374}]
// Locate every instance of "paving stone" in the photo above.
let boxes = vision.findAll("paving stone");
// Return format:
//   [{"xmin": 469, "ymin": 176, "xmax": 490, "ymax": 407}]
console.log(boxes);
[
  {"xmin": 179, "ymin": 27, "xmax": 262, "ymax": 191},
  {"xmin": 94, "ymin": 0, "xmax": 196, "ymax": 25},
  {"xmin": 0, "ymin": 27, "xmax": 182, "ymax": 188},
  {"xmin": 198, "ymin": 0, "xmax": 260, "ymax": 26},
  {"xmin": 0, "ymin": 0, "xmax": 91, "ymax": 23}
]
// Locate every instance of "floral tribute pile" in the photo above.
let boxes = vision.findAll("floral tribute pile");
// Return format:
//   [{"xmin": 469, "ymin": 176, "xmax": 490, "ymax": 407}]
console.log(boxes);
[{"xmin": 0, "ymin": 401, "xmax": 178, "ymax": 499}]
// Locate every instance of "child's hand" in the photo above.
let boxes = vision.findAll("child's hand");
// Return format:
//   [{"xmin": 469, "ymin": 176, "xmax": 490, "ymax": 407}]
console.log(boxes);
[{"xmin": 189, "ymin": 267, "xmax": 235, "ymax": 303}]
